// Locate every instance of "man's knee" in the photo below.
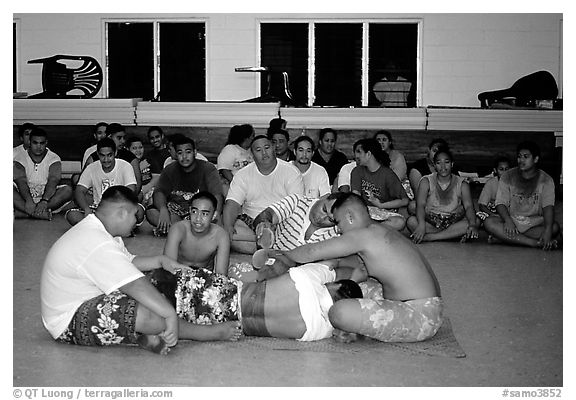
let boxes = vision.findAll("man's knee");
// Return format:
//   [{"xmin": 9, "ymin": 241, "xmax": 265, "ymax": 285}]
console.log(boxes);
[
  {"xmin": 406, "ymin": 215, "xmax": 418, "ymax": 231},
  {"xmin": 552, "ymin": 221, "xmax": 561, "ymax": 237},
  {"xmin": 60, "ymin": 184, "xmax": 73, "ymax": 198},
  {"xmin": 135, "ymin": 303, "xmax": 165, "ymax": 335},
  {"xmin": 65, "ymin": 209, "xmax": 84, "ymax": 226},
  {"xmin": 483, "ymin": 216, "xmax": 501, "ymax": 233},
  {"xmin": 385, "ymin": 216, "xmax": 406, "ymax": 231},
  {"xmin": 145, "ymin": 208, "xmax": 159, "ymax": 226},
  {"xmin": 328, "ymin": 299, "xmax": 361, "ymax": 331},
  {"xmin": 231, "ymin": 240, "xmax": 257, "ymax": 255}
]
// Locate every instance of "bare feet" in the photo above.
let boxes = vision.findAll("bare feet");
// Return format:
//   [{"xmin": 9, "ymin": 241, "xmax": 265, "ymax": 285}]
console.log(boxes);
[
  {"xmin": 332, "ymin": 328, "xmax": 361, "ymax": 343},
  {"xmin": 236, "ymin": 270, "xmax": 259, "ymax": 283},
  {"xmin": 257, "ymin": 226, "xmax": 275, "ymax": 249},
  {"xmin": 252, "ymin": 249, "xmax": 275, "ymax": 270},
  {"xmin": 34, "ymin": 208, "xmax": 52, "ymax": 221},
  {"xmin": 213, "ymin": 321, "xmax": 242, "ymax": 341},
  {"xmin": 136, "ymin": 334, "xmax": 171, "ymax": 355},
  {"xmin": 538, "ymin": 238, "xmax": 559, "ymax": 251}
]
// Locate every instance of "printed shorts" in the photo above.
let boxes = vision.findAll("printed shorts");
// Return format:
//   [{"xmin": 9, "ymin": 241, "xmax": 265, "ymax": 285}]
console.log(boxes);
[
  {"xmin": 356, "ymin": 297, "xmax": 444, "ymax": 343},
  {"xmin": 237, "ymin": 214, "xmax": 256, "ymax": 231},
  {"xmin": 167, "ymin": 201, "xmax": 190, "ymax": 219},
  {"xmin": 368, "ymin": 206, "xmax": 404, "ymax": 222},
  {"xmin": 175, "ymin": 268, "xmax": 242, "ymax": 325},
  {"xmin": 512, "ymin": 215, "xmax": 544, "ymax": 233},
  {"xmin": 56, "ymin": 291, "xmax": 138, "ymax": 347},
  {"xmin": 425, "ymin": 211, "xmax": 465, "ymax": 230}
]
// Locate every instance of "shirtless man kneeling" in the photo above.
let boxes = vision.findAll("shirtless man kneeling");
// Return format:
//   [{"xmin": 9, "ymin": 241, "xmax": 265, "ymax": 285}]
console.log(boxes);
[{"xmin": 283, "ymin": 192, "xmax": 443, "ymax": 343}]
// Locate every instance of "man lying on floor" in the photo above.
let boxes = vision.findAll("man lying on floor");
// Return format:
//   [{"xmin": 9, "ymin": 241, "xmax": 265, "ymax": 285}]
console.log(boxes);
[
  {"xmin": 151, "ymin": 260, "xmax": 362, "ymax": 341},
  {"xmin": 40, "ymin": 185, "xmax": 241, "ymax": 356}
]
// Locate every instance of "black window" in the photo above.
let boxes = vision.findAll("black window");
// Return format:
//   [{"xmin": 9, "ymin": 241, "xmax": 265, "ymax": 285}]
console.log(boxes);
[
  {"xmin": 13, "ymin": 22, "xmax": 17, "ymax": 93},
  {"xmin": 260, "ymin": 21, "xmax": 419, "ymax": 107},
  {"xmin": 260, "ymin": 23, "xmax": 308, "ymax": 106},
  {"xmin": 107, "ymin": 21, "xmax": 205, "ymax": 101},
  {"xmin": 368, "ymin": 23, "xmax": 418, "ymax": 107},
  {"xmin": 107, "ymin": 22, "xmax": 154, "ymax": 100},
  {"xmin": 314, "ymin": 23, "xmax": 363, "ymax": 107},
  {"xmin": 159, "ymin": 23, "xmax": 205, "ymax": 101}
]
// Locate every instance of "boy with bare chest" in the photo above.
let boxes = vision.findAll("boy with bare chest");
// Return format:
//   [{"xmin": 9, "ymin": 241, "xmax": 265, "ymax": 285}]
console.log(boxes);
[{"xmin": 164, "ymin": 191, "xmax": 230, "ymax": 275}]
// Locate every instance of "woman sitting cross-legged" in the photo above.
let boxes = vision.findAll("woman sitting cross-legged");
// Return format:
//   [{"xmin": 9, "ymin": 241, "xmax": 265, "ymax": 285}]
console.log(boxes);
[{"xmin": 407, "ymin": 147, "xmax": 479, "ymax": 243}]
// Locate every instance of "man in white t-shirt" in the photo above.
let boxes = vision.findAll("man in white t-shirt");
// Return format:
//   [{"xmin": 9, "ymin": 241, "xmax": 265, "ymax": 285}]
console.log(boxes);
[
  {"xmin": 335, "ymin": 161, "xmax": 357, "ymax": 192},
  {"xmin": 13, "ymin": 127, "xmax": 73, "ymax": 220},
  {"xmin": 65, "ymin": 138, "xmax": 137, "ymax": 226},
  {"xmin": 13, "ymin": 122, "xmax": 35, "ymax": 160},
  {"xmin": 81, "ymin": 122, "xmax": 109, "ymax": 169},
  {"xmin": 41, "ymin": 186, "xmax": 241, "ymax": 355},
  {"xmin": 291, "ymin": 135, "xmax": 331, "ymax": 198},
  {"xmin": 222, "ymin": 135, "xmax": 304, "ymax": 253}
]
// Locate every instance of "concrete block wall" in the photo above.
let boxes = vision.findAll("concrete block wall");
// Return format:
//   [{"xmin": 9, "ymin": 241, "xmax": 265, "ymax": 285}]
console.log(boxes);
[
  {"xmin": 421, "ymin": 14, "xmax": 562, "ymax": 106},
  {"xmin": 13, "ymin": 13, "xmax": 562, "ymax": 108}
]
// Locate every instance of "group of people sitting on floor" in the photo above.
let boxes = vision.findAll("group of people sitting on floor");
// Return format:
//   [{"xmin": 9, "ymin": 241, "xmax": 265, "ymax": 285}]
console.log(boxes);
[{"xmin": 13, "ymin": 118, "xmax": 561, "ymax": 355}]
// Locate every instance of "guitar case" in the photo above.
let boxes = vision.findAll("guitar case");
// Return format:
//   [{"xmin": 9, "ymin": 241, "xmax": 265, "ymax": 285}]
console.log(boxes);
[{"xmin": 478, "ymin": 70, "xmax": 558, "ymax": 108}]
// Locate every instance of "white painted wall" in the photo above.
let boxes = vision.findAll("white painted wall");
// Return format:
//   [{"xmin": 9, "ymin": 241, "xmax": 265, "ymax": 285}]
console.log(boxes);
[{"xmin": 14, "ymin": 13, "xmax": 562, "ymax": 107}]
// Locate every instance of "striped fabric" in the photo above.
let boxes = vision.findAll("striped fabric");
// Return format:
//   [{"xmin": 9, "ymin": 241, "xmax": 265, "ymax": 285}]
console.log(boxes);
[{"xmin": 268, "ymin": 194, "xmax": 339, "ymax": 251}]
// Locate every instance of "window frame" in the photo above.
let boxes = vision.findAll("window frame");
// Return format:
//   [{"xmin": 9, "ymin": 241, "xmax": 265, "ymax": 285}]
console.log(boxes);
[
  {"xmin": 13, "ymin": 18, "xmax": 21, "ymax": 93},
  {"xmin": 101, "ymin": 17, "xmax": 208, "ymax": 100},
  {"xmin": 257, "ymin": 17, "xmax": 422, "ymax": 107}
]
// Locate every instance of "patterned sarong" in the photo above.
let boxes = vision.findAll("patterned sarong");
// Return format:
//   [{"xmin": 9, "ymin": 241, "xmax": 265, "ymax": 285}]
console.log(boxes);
[
  {"xmin": 175, "ymin": 268, "xmax": 241, "ymax": 325},
  {"xmin": 425, "ymin": 210, "xmax": 465, "ymax": 230},
  {"xmin": 56, "ymin": 291, "xmax": 138, "ymax": 346}
]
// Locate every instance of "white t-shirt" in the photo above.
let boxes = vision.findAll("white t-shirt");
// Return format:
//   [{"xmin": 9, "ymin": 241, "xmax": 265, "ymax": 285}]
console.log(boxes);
[
  {"xmin": 40, "ymin": 214, "xmax": 144, "ymax": 338},
  {"xmin": 13, "ymin": 144, "xmax": 26, "ymax": 160},
  {"xmin": 217, "ymin": 144, "xmax": 253, "ymax": 175},
  {"xmin": 226, "ymin": 159, "xmax": 304, "ymax": 219},
  {"xmin": 288, "ymin": 263, "xmax": 336, "ymax": 341},
  {"xmin": 13, "ymin": 149, "xmax": 61, "ymax": 200},
  {"xmin": 294, "ymin": 161, "xmax": 331, "ymax": 198},
  {"xmin": 336, "ymin": 161, "xmax": 357, "ymax": 189},
  {"xmin": 82, "ymin": 144, "xmax": 97, "ymax": 168},
  {"xmin": 478, "ymin": 176, "xmax": 499, "ymax": 206},
  {"xmin": 78, "ymin": 159, "xmax": 136, "ymax": 206}
]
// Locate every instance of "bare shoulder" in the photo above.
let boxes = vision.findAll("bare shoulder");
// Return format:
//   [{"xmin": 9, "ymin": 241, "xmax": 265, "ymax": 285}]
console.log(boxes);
[
  {"xmin": 167, "ymin": 220, "xmax": 187, "ymax": 237},
  {"xmin": 212, "ymin": 223, "xmax": 230, "ymax": 240},
  {"xmin": 339, "ymin": 225, "xmax": 382, "ymax": 247}
]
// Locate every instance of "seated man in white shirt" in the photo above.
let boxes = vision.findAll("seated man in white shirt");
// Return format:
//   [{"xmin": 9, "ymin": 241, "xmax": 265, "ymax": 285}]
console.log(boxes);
[
  {"xmin": 291, "ymin": 135, "xmax": 331, "ymax": 198},
  {"xmin": 13, "ymin": 122, "xmax": 35, "ymax": 160},
  {"xmin": 41, "ymin": 186, "xmax": 242, "ymax": 355},
  {"xmin": 81, "ymin": 122, "xmax": 109, "ymax": 169},
  {"xmin": 13, "ymin": 127, "xmax": 73, "ymax": 220},
  {"xmin": 65, "ymin": 138, "xmax": 139, "ymax": 226},
  {"xmin": 222, "ymin": 135, "xmax": 304, "ymax": 254}
]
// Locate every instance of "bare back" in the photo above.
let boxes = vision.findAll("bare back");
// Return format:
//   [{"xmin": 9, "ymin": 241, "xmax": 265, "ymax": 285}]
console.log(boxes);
[
  {"xmin": 262, "ymin": 273, "xmax": 306, "ymax": 339},
  {"xmin": 348, "ymin": 223, "xmax": 440, "ymax": 300}
]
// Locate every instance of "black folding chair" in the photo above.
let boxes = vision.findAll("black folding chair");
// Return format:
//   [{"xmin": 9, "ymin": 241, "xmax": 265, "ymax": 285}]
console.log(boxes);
[{"xmin": 27, "ymin": 55, "xmax": 103, "ymax": 99}]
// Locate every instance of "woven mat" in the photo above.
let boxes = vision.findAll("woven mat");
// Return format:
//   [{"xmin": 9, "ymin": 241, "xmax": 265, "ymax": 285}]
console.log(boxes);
[{"xmin": 206, "ymin": 317, "xmax": 466, "ymax": 358}]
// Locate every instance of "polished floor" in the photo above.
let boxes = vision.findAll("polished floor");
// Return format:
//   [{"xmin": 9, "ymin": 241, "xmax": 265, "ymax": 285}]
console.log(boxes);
[{"xmin": 12, "ymin": 210, "xmax": 563, "ymax": 387}]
